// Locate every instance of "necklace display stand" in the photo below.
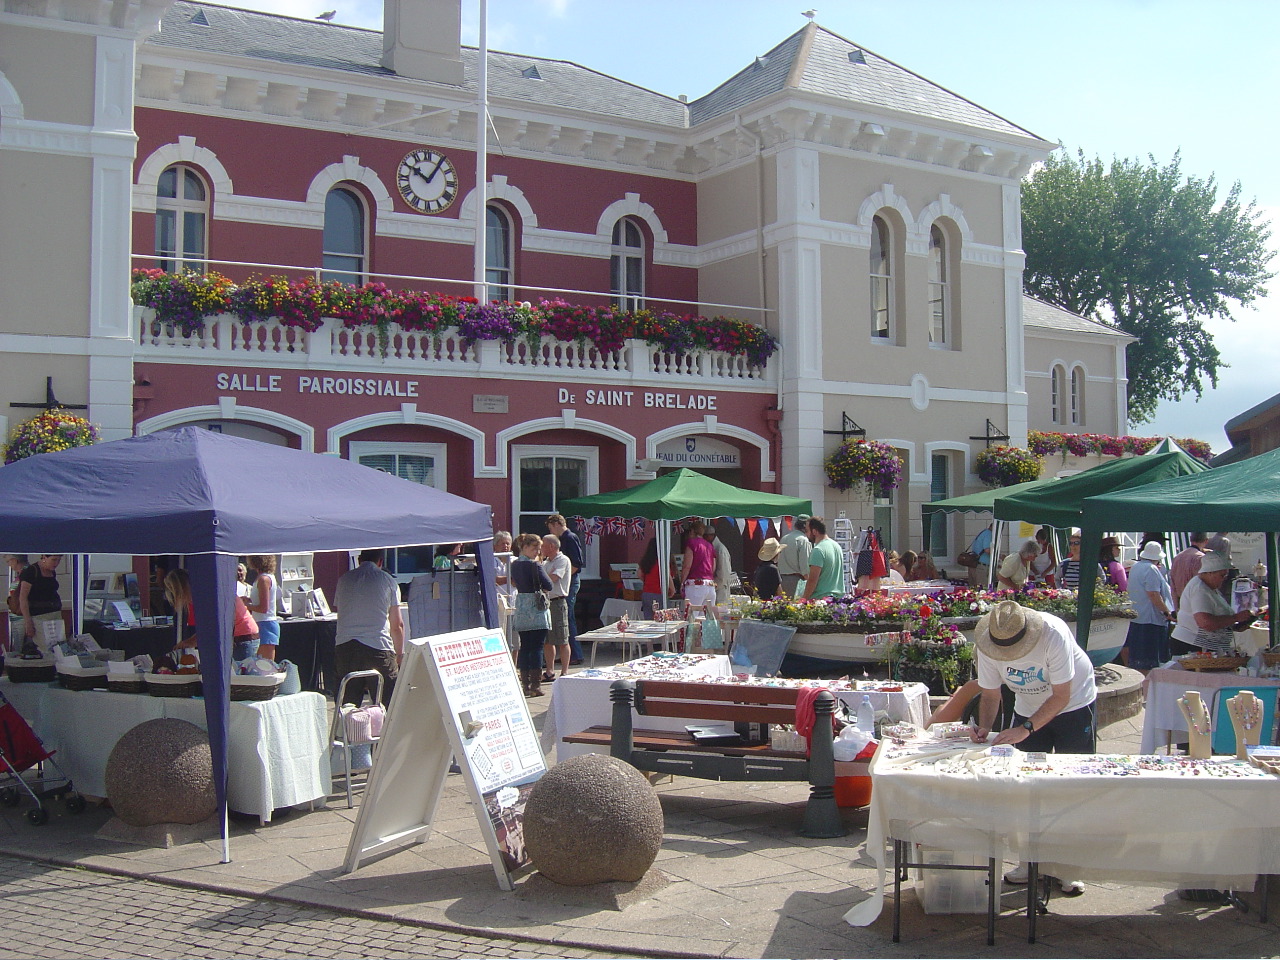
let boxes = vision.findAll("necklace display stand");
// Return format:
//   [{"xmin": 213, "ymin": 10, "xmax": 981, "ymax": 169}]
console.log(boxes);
[
  {"xmin": 1177, "ymin": 691, "xmax": 1212, "ymax": 759},
  {"xmin": 1227, "ymin": 691, "xmax": 1263, "ymax": 760}
]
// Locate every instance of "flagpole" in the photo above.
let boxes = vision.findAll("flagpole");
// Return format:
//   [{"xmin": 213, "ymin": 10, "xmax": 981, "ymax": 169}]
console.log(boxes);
[{"xmin": 473, "ymin": 0, "xmax": 488, "ymax": 301}]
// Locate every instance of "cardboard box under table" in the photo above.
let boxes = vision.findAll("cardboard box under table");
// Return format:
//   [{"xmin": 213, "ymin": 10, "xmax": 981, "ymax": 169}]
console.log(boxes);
[
  {"xmin": 846, "ymin": 732, "xmax": 1280, "ymax": 944},
  {"xmin": 0, "ymin": 678, "xmax": 330, "ymax": 823}
]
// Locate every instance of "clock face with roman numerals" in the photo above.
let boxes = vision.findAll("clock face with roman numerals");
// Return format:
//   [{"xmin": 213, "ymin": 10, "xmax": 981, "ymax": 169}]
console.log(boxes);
[{"xmin": 396, "ymin": 148, "xmax": 458, "ymax": 215}]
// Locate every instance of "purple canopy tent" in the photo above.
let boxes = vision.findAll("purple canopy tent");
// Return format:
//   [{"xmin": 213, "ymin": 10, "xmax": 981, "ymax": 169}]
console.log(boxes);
[{"xmin": 0, "ymin": 427, "xmax": 497, "ymax": 859}]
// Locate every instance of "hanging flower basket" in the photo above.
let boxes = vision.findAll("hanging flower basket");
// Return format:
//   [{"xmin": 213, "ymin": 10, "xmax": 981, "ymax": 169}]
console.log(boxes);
[
  {"xmin": 824, "ymin": 439, "xmax": 902, "ymax": 496},
  {"xmin": 5, "ymin": 409, "xmax": 101, "ymax": 465},
  {"xmin": 974, "ymin": 445, "xmax": 1043, "ymax": 488}
]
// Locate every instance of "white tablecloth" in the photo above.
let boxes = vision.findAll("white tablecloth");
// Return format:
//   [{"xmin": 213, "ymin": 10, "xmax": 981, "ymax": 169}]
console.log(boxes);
[
  {"xmin": 847, "ymin": 737, "xmax": 1280, "ymax": 927},
  {"xmin": 541, "ymin": 656, "xmax": 931, "ymax": 762},
  {"xmin": 1140, "ymin": 666, "xmax": 1280, "ymax": 753},
  {"xmin": 0, "ymin": 679, "xmax": 330, "ymax": 821}
]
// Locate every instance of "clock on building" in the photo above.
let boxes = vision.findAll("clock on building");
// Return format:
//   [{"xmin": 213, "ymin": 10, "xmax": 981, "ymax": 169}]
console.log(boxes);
[{"xmin": 396, "ymin": 148, "xmax": 458, "ymax": 214}]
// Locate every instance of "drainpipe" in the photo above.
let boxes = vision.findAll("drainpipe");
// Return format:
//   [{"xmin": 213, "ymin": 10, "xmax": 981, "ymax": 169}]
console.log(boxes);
[{"xmin": 736, "ymin": 113, "xmax": 783, "ymax": 487}]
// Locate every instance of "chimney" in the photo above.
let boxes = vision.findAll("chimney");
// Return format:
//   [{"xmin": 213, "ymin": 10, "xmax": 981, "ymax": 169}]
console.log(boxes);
[{"xmin": 382, "ymin": 0, "xmax": 464, "ymax": 85}]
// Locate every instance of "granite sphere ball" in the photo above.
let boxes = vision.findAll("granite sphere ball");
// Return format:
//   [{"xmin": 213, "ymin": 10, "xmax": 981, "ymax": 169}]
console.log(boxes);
[
  {"xmin": 524, "ymin": 754, "xmax": 663, "ymax": 885},
  {"xmin": 105, "ymin": 718, "xmax": 216, "ymax": 827}
]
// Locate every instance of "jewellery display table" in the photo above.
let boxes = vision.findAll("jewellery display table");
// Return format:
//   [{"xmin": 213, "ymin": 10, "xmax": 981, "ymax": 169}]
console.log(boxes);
[
  {"xmin": 0, "ymin": 679, "xmax": 331, "ymax": 823},
  {"xmin": 845, "ymin": 733, "xmax": 1280, "ymax": 942},
  {"xmin": 1140, "ymin": 666, "xmax": 1280, "ymax": 753},
  {"xmin": 541, "ymin": 654, "xmax": 931, "ymax": 762}
]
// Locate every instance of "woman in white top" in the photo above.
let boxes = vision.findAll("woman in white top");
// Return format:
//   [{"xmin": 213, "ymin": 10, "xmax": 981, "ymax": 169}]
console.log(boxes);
[
  {"xmin": 1171, "ymin": 552, "xmax": 1254, "ymax": 654},
  {"xmin": 247, "ymin": 554, "xmax": 281, "ymax": 660}
]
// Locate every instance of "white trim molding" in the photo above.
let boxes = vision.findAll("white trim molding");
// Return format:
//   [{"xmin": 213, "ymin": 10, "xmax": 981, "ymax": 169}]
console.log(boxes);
[
  {"xmin": 0, "ymin": 69, "xmax": 23, "ymax": 123},
  {"xmin": 596, "ymin": 193, "xmax": 669, "ymax": 244},
  {"xmin": 645, "ymin": 421, "xmax": 775, "ymax": 484},
  {"xmin": 458, "ymin": 174, "xmax": 538, "ymax": 229},
  {"xmin": 136, "ymin": 401, "xmax": 315, "ymax": 451},
  {"xmin": 493, "ymin": 416, "xmax": 638, "ymax": 480},
  {"xmin": 326, "ymin": 407, "xmax": 487, "ymax": 475},
  {"xmin": 306, "ymin": 155, "xmax": 394, "ymax": 214},
  {"xmin": 134, "ymin": 136, "xmax": 234, "ymax": 212}
]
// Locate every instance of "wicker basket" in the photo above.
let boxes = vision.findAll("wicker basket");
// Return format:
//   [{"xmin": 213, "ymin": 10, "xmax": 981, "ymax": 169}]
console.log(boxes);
[
  {"xmin": 1261, "ymin": 651, "xmax": 1280, "ymax": 667},
  {"xmin": 146, "ymin": 673, "xmax": 202, "ymax": 698},
  {"xmin": 1177, "ymin": 654, "xmax": 1249, "ymax": 672},
  {"xmin": 229, "ymin": 673, "xmax": 284, "ymax": 701},
  {"xmin": 57, "ymin": 666, "xmax": 107, "ymax": 691},
  {"xmin": 6, "ymin": 659, "xmax": 56, "ymax": 683},
  {"xmin": 107, "ymin": 677, "xmax": 148, "ymax": 694}
]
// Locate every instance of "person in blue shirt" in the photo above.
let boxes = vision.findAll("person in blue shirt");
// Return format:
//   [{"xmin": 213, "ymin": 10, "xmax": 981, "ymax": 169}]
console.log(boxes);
[
  {"xmin": 1125, "ymin": 541, "xmax": 1174, "ymax": 672},
  {"xmin": 968, "ymin": 523, "xmax": 993, "ymax": 587}
]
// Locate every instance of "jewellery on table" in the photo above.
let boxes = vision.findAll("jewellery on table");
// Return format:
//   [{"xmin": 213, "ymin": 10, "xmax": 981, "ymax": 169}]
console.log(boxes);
[
  {"xmin": 1233, "ymin": 696, "xmax": 1262, "ymax": 732},
  {"xmin": 1179, "ymin": 695, "xmax": 1212, "ymax": 737}
]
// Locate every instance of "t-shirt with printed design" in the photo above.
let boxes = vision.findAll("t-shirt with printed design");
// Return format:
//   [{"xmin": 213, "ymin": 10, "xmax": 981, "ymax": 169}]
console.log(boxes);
[{"xmin": 976, "ymin": 612, "xmax": 1096, "ymax": 718}]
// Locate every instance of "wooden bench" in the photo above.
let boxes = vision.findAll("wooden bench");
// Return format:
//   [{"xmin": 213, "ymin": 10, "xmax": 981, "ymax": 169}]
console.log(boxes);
[{"xmin": 562, "ymin": 678, "xmax": 847, "ymax": 838}]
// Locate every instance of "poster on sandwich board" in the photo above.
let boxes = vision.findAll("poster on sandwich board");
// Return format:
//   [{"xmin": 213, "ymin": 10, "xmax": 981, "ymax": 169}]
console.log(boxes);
[{"xmin": 343, "ymin": 627, "xmax": 546, "ymax": 890}]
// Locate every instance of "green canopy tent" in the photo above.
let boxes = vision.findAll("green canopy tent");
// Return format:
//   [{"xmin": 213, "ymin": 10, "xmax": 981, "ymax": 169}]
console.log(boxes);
[
  {"xmin": 995, "ymin": 448, "xmax": 1210, "ymax": 664},
  {"xmin": 921, "ymin": 476, "xmax": 1059, "ymax": 552},
  {"xmin": 1077, "ymin": 445, "xmax": 1280, "ymax": 652},
  {"xmin": 558, "ymin": 468, "xmax": 813, "ymax": 605}
]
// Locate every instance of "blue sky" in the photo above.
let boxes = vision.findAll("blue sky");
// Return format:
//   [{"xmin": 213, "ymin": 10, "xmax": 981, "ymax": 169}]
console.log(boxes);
[{"xmin": 226, "ymin": 0, "xmax": 1280, "ymax": 453}]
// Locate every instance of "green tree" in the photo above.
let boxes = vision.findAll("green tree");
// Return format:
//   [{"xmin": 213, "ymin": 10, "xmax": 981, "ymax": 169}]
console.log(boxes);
[{"xmin": 1021, "ymin": 149, "xmax": 1274, "ymax": 423}]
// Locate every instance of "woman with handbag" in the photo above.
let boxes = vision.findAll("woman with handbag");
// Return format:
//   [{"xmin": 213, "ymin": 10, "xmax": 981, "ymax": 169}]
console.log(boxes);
[{"xmin": 509, "ymin": 533, "xmax": 553, "ymax": 697}]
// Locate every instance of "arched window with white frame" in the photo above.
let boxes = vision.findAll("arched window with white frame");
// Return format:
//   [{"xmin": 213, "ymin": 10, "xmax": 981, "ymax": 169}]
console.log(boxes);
[
  {"xmin": 486, "ymin": 203, "xmax": 514, "ymax": 302},
  {"xmin": 1050, "ymin": 364, "xmax": 1066, "ymax": 424},
  {"xmin": 610, "ymin": 217, "xmax": 645, "ymax": 312},
  {"xmin": 870, "ymin": 214, "xmax": 894, "ymax": 340},
  {"xmin": 349, "ymin": 441, "xmax": 446, "ymax": 577},
  {"xmin": 155, "ymin": 163, "xmax": 209, "ymax": 273},
  {"xmin": 928, "ymin": 223, "xmax": 951, "ymax": 346},
  {"xmin": 322, "ymin": 186, "xmax": 366, "ymax": 284},
  {"xmin": 1070, "ymin": 365, "xmax": 1085, "ymax": 425}
]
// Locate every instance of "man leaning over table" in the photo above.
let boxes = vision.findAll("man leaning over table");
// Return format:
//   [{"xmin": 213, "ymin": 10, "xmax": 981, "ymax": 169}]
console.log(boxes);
[{"xmin": 970, "ymin": 599, "xmax": 1097, "ymax": 896}]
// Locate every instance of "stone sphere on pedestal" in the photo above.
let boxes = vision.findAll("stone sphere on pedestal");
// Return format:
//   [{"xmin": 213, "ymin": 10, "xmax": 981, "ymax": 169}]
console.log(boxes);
[
  {"xmin": 105, "ymin": 718, "xmax": 216, "ymax": 827},
  {"xmin": 524, "ymin": 754, "xmax": 663, "ymax": 886}
]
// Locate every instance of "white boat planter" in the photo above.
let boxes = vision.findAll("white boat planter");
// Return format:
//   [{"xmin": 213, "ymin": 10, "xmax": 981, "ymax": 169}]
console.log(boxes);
[{"xmin": 784, "ymin": 609, "xmax": 1134, "ymax": 669}]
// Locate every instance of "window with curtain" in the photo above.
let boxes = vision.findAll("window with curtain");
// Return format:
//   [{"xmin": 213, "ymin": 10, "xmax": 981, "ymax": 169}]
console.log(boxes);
[
  {"xmin": 870, "ymin": 215, "xmax": 893, "ymax": 339},
  {"xmin": 322, "ymin": 187, "xmax": 365, "ymax": 284},
  {"xmin": 155, "ymin": 164, "xmax": 208, "ymax": 273},
  {"xmin": 610, "ymin": 218, "xmax": 645, "ymax": 312},
  {"xmin": 353, "ymin": 446, "xmax": 440, "ymax": 575},
  {"xmin": 929, "ymin": 453, "xmax": 951, "ymax": 556},
  {"xmin": 517, "ymin": 455, "xmax": 586, "ymax": 540},
  {"xmin": 485, "ymin": 204, "xmax": 513, "ymax": 302},
  {"xmin": 927, "ymin": 224, "xmax": 950, "ymax": 345}
]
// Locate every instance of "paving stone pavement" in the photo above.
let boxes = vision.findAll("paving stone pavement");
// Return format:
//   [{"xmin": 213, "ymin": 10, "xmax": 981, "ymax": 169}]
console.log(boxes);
[{"xmin": 0, "ymin": 856, "xmax": 638, "ymax": 960}]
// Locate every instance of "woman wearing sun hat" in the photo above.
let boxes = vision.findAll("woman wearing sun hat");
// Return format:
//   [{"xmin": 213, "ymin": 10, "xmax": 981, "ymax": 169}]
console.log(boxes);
[
  {"xmin": 753, "ymin": 538, "xmax": 785, "ymax": 600},
  {"xmin": 971, "ymin": 599, "xmax": 1097, "ymax": 895},
  {"xmin": 1170, "ymin": 551, "xmax": 1255, "ymax": 655}
]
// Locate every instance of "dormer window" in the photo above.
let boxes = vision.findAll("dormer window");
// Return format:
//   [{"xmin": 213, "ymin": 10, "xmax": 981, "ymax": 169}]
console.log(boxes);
[{"xmin": 520, "ymin": 65, "xmax": 542, "ymax": 80}]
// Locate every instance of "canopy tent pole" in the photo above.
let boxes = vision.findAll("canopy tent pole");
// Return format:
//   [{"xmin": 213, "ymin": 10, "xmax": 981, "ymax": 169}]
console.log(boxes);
[
  {"xmin": 474, "ymin": 539, "xmax": 499, "ymax": 630},
  {"xmin": 1268, "ymin": 532, "xmax": 1278, "ymax": 649},
  {"xmin": 1074, "ymin": 527, "xmax": 1104, "ymax": 652},
  {"xmin": 186, "ymin": 552, "xmax": 236, "ymax": 863},
  {"xmin": 657, "ymin": 520, "xmax": 673, "ymax": 612},
  {"xmin": 71, "ymin": 554, "xmax": 88, "ymax": 637}
]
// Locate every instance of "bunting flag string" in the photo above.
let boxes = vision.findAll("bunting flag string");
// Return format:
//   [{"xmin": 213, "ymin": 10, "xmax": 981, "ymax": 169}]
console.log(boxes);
[
  {"xmin": 745, "ymin": 518, "xmax": 759, "ymax": 539},
  {"xmin": 626, "ymin": 518, "xmax": 647, "ymax": 540},
  {"xmin": 759, "ymin": 518, "xmax": 771, "ymax": 538}
]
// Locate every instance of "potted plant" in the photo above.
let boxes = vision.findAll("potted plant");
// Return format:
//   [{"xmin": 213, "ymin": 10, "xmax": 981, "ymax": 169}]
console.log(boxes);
[
  {"xmin": 884, "ymin": 604, "xmax": 975, "ymax": 695},
  {"xmin": 824, "ymin": 439, "xmax": 903, "ymax": 497},
  {"xmin": 974, "ymin": 445, "xmax": 1043, "ymax": 488},
  {"xmin": 4, "ymin": 409, "xmax": 101, "ymax": 464}
]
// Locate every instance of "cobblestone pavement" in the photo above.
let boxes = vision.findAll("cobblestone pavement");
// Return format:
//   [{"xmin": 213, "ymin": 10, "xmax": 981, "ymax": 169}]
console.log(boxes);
[{"xmin": 0, "ymin": 856, "xmax": 638, "ymax": 960}]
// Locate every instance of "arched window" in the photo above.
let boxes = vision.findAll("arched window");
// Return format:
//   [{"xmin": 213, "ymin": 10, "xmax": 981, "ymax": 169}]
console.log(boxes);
[
  {"xmin": 610, "ymin": 217, "xmax": 645, "ymax": 312},
  {"xmin": 1070, "ymin": 366, "xmax": 1085, "ymax": 425},
  {"xmin": 322, "ymin": 187, "xmax": 365, "ymax": 284},
  {"xmin": 155, "ymin": 164, "xmax": 208, "ymax": 273},
  {"xmin": 485, "ymin": 203, "xmax": 514, "ymax": 302},
  {"xmin": 870, "ymin": 215, "xmax": 893, "ymax": 339},
  {"xmin": 1051, "ymin": 364, "xmax": 1066, "ymax": 424},
  {"xmin": 927, "ymin": 224, "xmax": 950, "ymax": 345}
]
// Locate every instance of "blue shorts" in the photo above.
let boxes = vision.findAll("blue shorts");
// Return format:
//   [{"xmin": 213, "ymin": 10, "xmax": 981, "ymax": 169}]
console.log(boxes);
[{"xmin": 1125, "ymin": 621, "xmax": 1170, "ymax": 671}]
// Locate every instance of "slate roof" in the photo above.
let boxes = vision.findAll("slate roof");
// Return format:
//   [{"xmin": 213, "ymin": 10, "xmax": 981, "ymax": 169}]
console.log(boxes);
[
  {"xmin": 1022, "ymin": 296, "xmax": 1133, "ymax": 340},
  {"xmin": 151, "ymin": 5, "xmax": 1043, "ymax": 142},
  {"xmin": 691, "ymin": 23, "xmax": 1043, "ymax": 140},
  {"xmin": 149, "ymin": 2, "xmax": 688, "ymax": 126}
]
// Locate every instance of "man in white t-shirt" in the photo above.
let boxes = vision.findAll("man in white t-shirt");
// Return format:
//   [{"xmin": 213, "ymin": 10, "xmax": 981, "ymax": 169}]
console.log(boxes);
[{"xmin": 971, "ymin": 599, "xmax": 1096, "ymax": 896}]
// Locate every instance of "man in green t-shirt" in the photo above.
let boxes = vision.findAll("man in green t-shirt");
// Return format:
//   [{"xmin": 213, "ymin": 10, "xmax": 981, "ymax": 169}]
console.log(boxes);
[{"xmin": 801, "ymin": 516, "xmax": 845, "ymax": 600}]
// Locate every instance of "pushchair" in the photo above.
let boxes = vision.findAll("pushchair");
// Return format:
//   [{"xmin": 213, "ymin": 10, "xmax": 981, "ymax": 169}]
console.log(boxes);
[{"xmin": 0, "ymin": 688, "xmax": 84, "ymax": 825}]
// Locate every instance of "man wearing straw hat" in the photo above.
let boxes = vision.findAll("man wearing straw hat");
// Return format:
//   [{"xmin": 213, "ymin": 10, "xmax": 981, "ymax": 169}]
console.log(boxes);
[{"xmin": 971, "ymin": 599, "xmax": 1097, "ymax": 895}]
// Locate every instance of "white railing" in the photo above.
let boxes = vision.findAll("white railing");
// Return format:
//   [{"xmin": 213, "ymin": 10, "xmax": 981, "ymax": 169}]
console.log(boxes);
[{"xmin": 134, "ymin": 308, "xmax": 775, "ymax": 388}]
